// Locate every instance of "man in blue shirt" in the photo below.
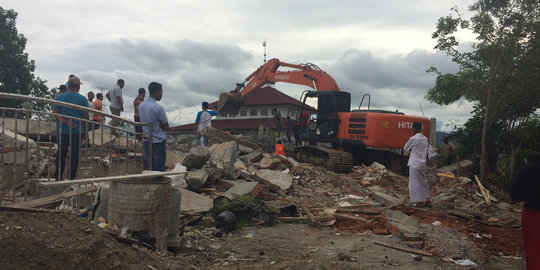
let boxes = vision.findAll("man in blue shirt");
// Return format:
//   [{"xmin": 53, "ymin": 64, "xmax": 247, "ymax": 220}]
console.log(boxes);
[
  {"xmin": 194, "ymin": 102, "xmax": 218, "ymax": 146},
  {"xmin": 138, "ymin": 82, "xmax": 170, "ymax": 171},
  {"xmin": 52, "ymin": 76, "xmax": 89, "ymax": 180}
]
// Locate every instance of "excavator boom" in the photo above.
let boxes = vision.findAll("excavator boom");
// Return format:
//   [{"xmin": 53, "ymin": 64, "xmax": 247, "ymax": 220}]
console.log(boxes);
[{"xmin": 218, "ymin": 58, "xmax": 340, "ymax": 116}]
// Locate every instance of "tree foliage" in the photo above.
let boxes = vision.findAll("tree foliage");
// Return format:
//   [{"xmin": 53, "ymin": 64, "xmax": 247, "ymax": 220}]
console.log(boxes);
[
  {"xmin": 0, "ymin": 7, "xmax": 50, "ymax": 117},
  {"xmin": 427, "ymin": 0, "xmax": 540, "ymax": 181}
]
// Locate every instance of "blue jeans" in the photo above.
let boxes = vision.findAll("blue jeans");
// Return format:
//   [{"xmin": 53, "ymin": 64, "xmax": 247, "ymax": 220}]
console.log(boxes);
[{"xmin": 143, "ymin": 141, "xmax": 166, "ymax": 172}]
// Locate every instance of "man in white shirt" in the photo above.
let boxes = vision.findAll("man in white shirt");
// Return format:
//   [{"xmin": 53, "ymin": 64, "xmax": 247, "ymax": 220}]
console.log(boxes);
[
  {"xmin": 194, "ymin": 102, "xmax": 217, "ymax": 146},
  {"xmin": 403, "ymin": 122, "xmax": 430, "ymax": 207},
  {"xmin": 138, "ymin": 82, "xmax": 170, "ymax": 171},
  {"xmin": 106, "ymin": 79, "xmax": 124, "ymax": 130}
]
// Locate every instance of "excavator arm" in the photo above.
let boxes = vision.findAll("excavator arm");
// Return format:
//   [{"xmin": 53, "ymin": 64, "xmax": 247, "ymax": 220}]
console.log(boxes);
[{"xmin": 218, "ymin": 58, "xmax": 340, "ymax": 116}]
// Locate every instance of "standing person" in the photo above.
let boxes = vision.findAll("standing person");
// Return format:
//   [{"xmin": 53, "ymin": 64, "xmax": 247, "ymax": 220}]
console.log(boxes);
[
  {"xmin": 92, "ymin": 93, "xmax": 103, "ymax": 129},
  {"xmin": 510, "ymin": 159, "xmax": 540, "ymax": 270},
  {"xmin": 54, "ymin": 84, "xmax": 68, "ymax": 140},
  {"xmin": 52, "ymin": 76, "xmax": 89, "ymax": 180},
  {"xmin": 56, "ymin": 84, "xmax": 67, "ymax": 98},
  {"xmin": 138, "ymin": 82, "xmax": 170, "ymax": 172},
  {"xmin": 297, "ymin": 110, "xmax": 310, "ymax": 146},
  {"xmin": 106, "ymin": 79, "xmax": 124, "ymax": 132},
  {"xmin": 293, "ymin": 119, "xmax": 300, "ymax": 146},
  {"xmin": 273, "ymin": 139, "xmax": 286, "ymax": 156},
  {"xmin": 274, "ymin": 110, "xmax": 282, "ymax": 138},
  {"xmin": 403, "ymin": 122, "xmax": 430, "ymax": 207},
  {"xmin": 133, "ymin": 88, "xmax": 146, "ymax": 140},
  {"xmin": 285, "ymin": 116, "xmax": 293, "ymax": 143},
  {"xmin": 86, "ymin": 91, "xmax": 95, "ymax": 131},
  {"xmin": 441, "ymin": 137, "xmax": 456, "ymax": 165},
  {"xmin": 194, "ymin": 102, "xmax": 218, "ymax": 146}
]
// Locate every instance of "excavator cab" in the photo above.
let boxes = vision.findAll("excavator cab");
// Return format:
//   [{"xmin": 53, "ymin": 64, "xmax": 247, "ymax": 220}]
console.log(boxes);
[{"xmin": 298, "ymin": 90, "xmax": 351, "ymax": 143}]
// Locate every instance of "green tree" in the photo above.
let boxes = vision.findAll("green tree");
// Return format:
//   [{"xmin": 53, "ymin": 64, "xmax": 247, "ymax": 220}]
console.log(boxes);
[
  {"xmin": 427, "ymin": 0, "xmax": 540, "ymax": 181},
  {"xmin": 0, "ymin": 7, "xmax": 50, "ymax": 117}
]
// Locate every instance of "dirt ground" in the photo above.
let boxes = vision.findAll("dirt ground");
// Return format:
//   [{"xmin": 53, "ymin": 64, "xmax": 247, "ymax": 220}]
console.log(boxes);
[{"xmin": 0, "ymin": 210, "xmax": 526, "ymax": 269}]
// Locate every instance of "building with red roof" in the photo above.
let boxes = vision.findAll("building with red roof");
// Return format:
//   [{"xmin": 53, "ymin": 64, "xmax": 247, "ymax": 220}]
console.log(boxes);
[{"xmin": 172, "ymin": 86, "xmax": 316, "ymax": 134}]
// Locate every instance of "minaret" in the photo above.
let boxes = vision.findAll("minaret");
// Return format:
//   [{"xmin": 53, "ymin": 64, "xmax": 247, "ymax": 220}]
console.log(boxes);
[{"xmin": 263, "ymin": 39, "xmax": 267, "ymax": 63}]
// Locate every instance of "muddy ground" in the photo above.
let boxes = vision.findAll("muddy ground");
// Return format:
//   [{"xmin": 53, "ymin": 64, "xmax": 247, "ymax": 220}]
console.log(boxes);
[{"xmin": 0, "ymin": 210, "xmax": 525, "ymax": 269}]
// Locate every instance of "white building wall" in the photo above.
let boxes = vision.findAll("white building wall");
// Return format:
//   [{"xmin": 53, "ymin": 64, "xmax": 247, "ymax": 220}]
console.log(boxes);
[{"xmin": 216, "ymin": 105, "xmax": 301, "ymax": 120}]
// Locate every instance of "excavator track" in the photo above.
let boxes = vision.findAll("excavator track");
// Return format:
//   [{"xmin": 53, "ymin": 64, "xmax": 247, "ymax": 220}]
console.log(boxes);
[{"xmin": 295, "ymin": 146, "xmax": 353, "ymax": 173}]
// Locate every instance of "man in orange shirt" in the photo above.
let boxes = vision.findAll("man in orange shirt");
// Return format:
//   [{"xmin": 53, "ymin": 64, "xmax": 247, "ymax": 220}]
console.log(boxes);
[
  {"xmin": 274, "ymin": 140, "xmax": 286, "ymax": 156},
  {"xmin": 92, "ymin": 93, "xmax": 103, "ymax": 129}
]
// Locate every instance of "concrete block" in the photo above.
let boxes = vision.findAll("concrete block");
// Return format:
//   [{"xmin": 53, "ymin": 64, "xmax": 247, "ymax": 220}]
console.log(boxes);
[
  {"xmin": 180, "ymin": 189, "xmax": 213, "ymax": 214},
  {"xmin": 259, "ymin": 156, "xmax": 275, "ymax": 169},
  {"xmin": 207, "ymin": 141, "xmax": 237, "ymax": 178},
  {"xmin": 181, "ymin": 146, "xmax": 211, "ymax": 170},
  {"xmin": 255, "ymin": 169, "xmax": 292, "ymax": 192},
  {"xmin": 222, "ymin": 181, "xmax": 261, "ymax": 199},
  {"xmin": 185, "ymin": 169, "xmax": 209, "ymax": 191}
]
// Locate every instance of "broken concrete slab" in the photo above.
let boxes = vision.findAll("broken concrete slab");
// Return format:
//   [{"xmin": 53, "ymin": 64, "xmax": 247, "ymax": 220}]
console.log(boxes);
[
  {"xmin": 371, "ymin": 191, "xmax": 405, "ymax": 206},
  {"xmin": 386, "ymin": 209, "xmax": 423, "ymax": 240},
  {"xmin": 258, "ymin": 156, "xmax": 275, "ymax": 169},
  {"xmin": 255, "ymin": 169, "xmax": 293, "ymax": 192},
  {"xmin": 207, "ymin": 141, "xmax": 237, "ymax": 178},
  {"xmin": 222, "ymin": 180, "xmax": 262, "ymax": 199},
  {"xmin": 182, "ymin": 146, "xmax": 211, "ymax": 170},
  {"xmin": 180, "ymin": 189, "xmax": 213, "ymax": 214},
  {"xmin": 186, "ymin": 169, "xmax": 210, "ymax": 191}
]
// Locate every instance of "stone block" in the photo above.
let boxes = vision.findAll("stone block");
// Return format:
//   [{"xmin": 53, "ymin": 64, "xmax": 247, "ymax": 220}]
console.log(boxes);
[
  {"xmin": 180, "ymin": 189, "xmax": 213, "ymax": 214},
  {"xmin": 207, "ymin": 141, "xmax": 237, "ymax": 178},
  {"xmin": 186, "ymin": 169, "xmax": 209, "ymax": 191},
  {"xmin": 259, "ymin": 156, "xmax": 275, "ymax": 169},
  {"xmin": 181, "ymin": 146, "xmax": 211, "ymax": 170},
  {"xmin": 255, "ymin": 169, "xmax": 293, "ymax": 192}
]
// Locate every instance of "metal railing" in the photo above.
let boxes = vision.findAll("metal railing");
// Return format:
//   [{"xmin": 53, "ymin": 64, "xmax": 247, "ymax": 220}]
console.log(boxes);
[{"xmin": 0, "ymin": 93, "xmax": 153, "ymax": 205}]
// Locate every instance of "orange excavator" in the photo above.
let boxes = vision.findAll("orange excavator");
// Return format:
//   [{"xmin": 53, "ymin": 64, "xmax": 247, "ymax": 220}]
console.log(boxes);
[{"xmin": 219, "ymin": 58, "xmax": 431, "ymax": 172}]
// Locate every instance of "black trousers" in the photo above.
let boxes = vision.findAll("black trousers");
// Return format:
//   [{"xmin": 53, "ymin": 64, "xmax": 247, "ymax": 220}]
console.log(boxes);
[{"xmin": 54, "ymin": 133, "xmax": 82, "ymax": 180}]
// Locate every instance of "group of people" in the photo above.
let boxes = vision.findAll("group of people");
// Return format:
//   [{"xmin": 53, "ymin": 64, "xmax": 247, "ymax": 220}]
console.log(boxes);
[
  {"xmin": 52, "ymin": 76, "xmax": 172, "ymax": 179},
  {"xmin": 52, "ymin": 75, "xmax": 221, "ymax": 179}
]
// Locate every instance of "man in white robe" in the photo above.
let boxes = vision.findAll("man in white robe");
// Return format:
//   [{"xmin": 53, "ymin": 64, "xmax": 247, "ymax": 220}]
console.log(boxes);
[{"xmin": 403, "ymin": 122, "xmax": 431, "ymax": 206}]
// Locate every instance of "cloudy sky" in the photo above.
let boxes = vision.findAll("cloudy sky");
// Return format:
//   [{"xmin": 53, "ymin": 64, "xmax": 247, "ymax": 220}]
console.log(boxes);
[{"xmin": 3, "ymin": 0, "xmax": 477, "ymax": 130}]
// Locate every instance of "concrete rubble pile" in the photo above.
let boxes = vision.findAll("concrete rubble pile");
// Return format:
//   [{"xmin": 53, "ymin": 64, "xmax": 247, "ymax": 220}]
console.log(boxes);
[{"xmin": 164, "ymin": 127, "xmax": 522, "ymax": 265}]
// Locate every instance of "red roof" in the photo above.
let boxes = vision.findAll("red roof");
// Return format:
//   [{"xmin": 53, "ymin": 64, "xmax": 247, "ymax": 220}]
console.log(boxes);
[
  {"xmin": 174, "ymin": 87, "xmax": 317, "ymax": 132},
  {"xmin": 209, "ymin": 86, "xmax": 317, "ymax": 111}
]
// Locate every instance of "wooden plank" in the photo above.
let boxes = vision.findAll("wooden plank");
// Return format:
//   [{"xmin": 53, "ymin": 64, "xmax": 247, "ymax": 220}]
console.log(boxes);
[
  {"xmin": 10, "ymin": 185, "xmax": 97, "ymax": 208},
  {"xmin": 300, "ymin": 202, "xmax": 319, "ymax": 226},
  {"xmin": 39, "ymin": 171, "xmax": 187, "ymax": 187},
  {"xmin": 373, "ymin": 240, "xmax": 433, "ymax": 257},
  {"xmin": 0, "ymin": 206, "xmax": 58, "ymax": 213}
]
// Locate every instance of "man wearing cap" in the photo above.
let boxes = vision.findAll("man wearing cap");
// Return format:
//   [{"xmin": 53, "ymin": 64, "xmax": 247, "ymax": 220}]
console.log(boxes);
[
  {"xmin": 403, "ymin": 122, "xmax": 431, "ymax": 207},
  {"xmin": 106, "ymin": 79, "xmax": 124, "ymax": 131},
  {"xmin": 138, "ymin": 82, "xmax": 171, "ymax": 171},
  {"xmin": 52, "ymin": 76, "xmax": 89, "ymax": 180}
]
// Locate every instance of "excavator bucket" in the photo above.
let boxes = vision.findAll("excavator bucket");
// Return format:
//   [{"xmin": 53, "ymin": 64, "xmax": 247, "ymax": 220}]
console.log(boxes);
[{"xmin": 218, "ymin": 91, "xmax": 245, "ymax": 117}]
